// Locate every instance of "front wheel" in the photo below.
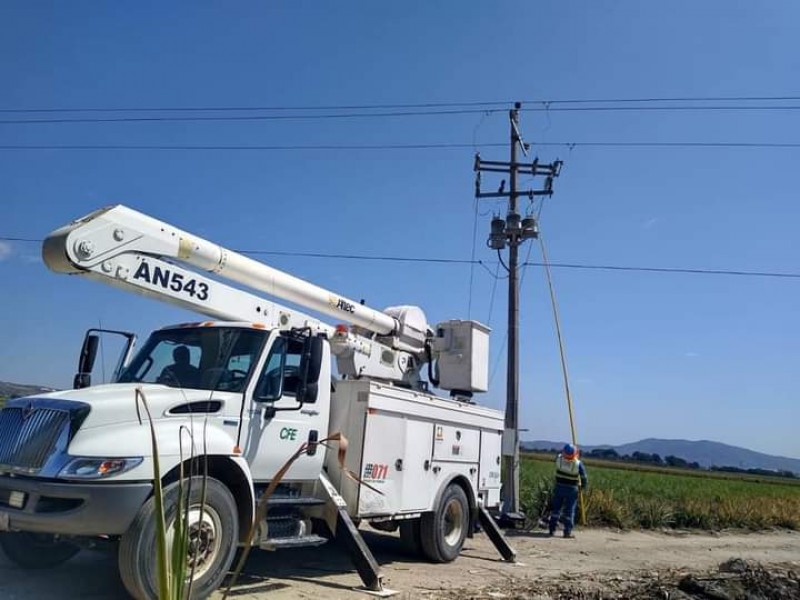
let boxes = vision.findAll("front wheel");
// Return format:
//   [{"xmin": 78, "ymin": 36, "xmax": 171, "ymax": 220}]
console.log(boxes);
[
  {"xmin": 420, "ymin": 484, "xmax": 469, "ymax": 563},
  {"xmin": 118, "ymin": 476, "xmax": 239, "ymax": 600},
  {"xmin": 0, "ymin": 532, "xmax": 80, "ymax": 568}
]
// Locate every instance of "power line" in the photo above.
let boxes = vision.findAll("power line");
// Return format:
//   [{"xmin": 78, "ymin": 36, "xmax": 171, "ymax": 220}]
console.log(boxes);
[
  {"xmin": 0, "ymin": 143, "xmax": 504, "ymax": 151},
  {"xmin": 3, "ymin": 236, "xmax": 798, "ymax": 279},
  {"xmin": 533, "ymin": 95, "xmax": 800, "ymax": 105},
  {"xmin": 2, "ymin": 141, "xmax": 800, "ymax": 152},
  {"xmin": 236, "ymin": 248, "xmax": 476, "ymax": 264},
  {"xmin": 4, "ymin": 104, "xmax": 800, "ymax": 126},
  {"xmin": 2, "ymin": 95, "xmax": 800, "ymax": 113},
  {"xmin": 522, "ymin": 261, "xmax": 800, "ymax": 279},
  {"xmin": 0, "ymin": 108, "xmax": 497, "ymax": 125},
  {"xmin": 0, "ymin": 102, "xmax": 511, "ymax": 114},
  {"xmin": 541, "ymin": 141, "xmax": 800, "ymax": 149},
  {"xmin": 524, "ymin": 105, "xmax": 800, "ymax": 113}
]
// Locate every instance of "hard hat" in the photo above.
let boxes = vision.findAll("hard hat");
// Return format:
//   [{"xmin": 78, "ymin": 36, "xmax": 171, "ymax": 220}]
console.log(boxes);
[{"xmin": 562, "ymin": 443, "xmax": 578, "ymax": 460}]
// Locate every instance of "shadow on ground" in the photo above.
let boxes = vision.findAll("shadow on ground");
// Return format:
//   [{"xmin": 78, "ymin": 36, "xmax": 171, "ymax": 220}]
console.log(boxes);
[
  {"xmin": 223, "ymin": 528, "xmax": 448, "ymax": 595},
  {"xmin": 0, "ymin": 528, "xmax": 447, "ymax": 599}
]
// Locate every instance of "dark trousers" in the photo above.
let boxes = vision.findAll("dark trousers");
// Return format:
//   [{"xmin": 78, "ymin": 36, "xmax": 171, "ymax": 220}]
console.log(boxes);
[{"xmin": 548, "ymin": 482, "xmax": 579, "ymax": 534}]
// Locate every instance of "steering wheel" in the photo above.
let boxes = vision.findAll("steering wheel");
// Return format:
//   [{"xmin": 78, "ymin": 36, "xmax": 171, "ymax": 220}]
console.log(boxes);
[
  {"xmin": 222, "ymin": 369, "xmax": 248, "ymax": 392},
  {"xmin": 228, "ymin": 368, "xmax": 247, "ymax": 381},
  {"xmin": 156, "ymin": 368, "xmax": 178, "ymax": 385},
  {"xmin": 261, "ymin": 366, "xmax": 300, "ymax": 397}
]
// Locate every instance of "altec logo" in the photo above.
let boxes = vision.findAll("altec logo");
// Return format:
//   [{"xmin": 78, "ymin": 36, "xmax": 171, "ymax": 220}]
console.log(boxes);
[
  {"xmin": 363, "ymin": 463, "xmax": 389, "ymax": 481},
  {"xmin": 329, "ymin": 295, "xmax": 356, "ymax": 314}
]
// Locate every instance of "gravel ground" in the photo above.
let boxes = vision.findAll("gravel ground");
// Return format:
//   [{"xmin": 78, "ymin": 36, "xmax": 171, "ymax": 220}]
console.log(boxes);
[{"xmin": 0, "ymin": 528, "xmax": 798, "ymax": 599}]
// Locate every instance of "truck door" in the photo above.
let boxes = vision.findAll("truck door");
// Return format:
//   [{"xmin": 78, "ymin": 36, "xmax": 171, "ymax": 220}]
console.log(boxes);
[{"xmin": 241, "ymin": 331, "xmax": 330, "ymax": 482}]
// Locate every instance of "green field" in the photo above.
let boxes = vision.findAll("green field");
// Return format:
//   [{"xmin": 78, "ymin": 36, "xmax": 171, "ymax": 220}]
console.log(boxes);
[{"xmin": 522, "ymin": 454, "xmax": 800, "ymax": 531}]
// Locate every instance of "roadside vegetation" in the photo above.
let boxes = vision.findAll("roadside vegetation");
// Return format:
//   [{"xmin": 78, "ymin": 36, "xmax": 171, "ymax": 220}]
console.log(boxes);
[{"xmin": 521, "ymin": 453, "xmax": 800, "ymax": 531}]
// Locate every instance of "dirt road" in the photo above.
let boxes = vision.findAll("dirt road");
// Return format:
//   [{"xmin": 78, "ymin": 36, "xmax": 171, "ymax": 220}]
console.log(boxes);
[{"xmin": 1, "ymin": 528, "xmax": 798, "ymax": 599}]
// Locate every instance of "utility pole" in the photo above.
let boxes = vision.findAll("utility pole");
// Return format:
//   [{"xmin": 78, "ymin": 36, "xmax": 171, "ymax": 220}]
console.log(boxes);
[{"xmin": 474, "ymin": 102, "xmax": 562, "ymax": 522}]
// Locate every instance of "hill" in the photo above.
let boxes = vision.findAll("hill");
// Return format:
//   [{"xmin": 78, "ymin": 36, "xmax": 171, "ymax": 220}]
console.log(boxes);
[
  {"xmin": 523, "ymin": 438, "xmax": 800, "ymax": 475},
  {"xmin": 0, "ymin": 381, "xmax": 57, "ymax": 401}
]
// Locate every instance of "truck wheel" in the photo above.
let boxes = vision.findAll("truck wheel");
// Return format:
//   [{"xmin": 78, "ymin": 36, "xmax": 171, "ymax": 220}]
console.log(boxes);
[
  {"xmin": 420, "ymin": 484, "xmax": 469, "ymax": 563},
  {"xmin": 118, "ymin": 477, "xmax": 239, "ymax": 600},
  {"xmin": 399, "ymin": 519, "xmax": 423, "ymax": 557},
  {"xmin": 0, "ymin": 532, "xmax": 80, "ymax": 568}
]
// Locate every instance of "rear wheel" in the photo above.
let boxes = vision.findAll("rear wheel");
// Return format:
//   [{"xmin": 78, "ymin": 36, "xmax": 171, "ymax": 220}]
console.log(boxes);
[
  {"xmin": 420, "ymin": 484, "xmax": 469, "ymax": 563},
  {"xmin": 0, "ymin": 532, "xmax": 80, "ymax": 569},
  {"xmin": 118, "ymin": 477, "xmax": 238, "ymax": 600}
]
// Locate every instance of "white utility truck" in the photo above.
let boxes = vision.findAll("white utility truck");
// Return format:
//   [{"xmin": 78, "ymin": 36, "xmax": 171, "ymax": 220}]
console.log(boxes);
[{"xmin": 0, "ymin": 205, "xmax": 514, "ymax": 599}]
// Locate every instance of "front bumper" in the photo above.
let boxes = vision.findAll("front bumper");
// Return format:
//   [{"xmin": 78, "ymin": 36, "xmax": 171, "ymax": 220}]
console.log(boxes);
[{"xmin": 0, "ymin": 475, "xmax": 152, "ymax": 536}]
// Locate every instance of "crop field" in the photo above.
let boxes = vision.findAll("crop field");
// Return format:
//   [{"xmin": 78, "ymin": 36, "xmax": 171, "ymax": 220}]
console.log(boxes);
[{"xmin": 521, "ymin": 453, "xmax": 800, "ymax": 531}]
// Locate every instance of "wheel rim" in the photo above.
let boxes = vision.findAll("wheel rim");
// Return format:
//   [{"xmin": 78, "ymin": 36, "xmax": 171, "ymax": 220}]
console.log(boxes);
[
  {"xmin": 167, "ymin": 503, "xmax": 223, "ymax": 581},
  {"xmin": 442, "ymin": 497, "xmax": 464, "ymax": 547}
]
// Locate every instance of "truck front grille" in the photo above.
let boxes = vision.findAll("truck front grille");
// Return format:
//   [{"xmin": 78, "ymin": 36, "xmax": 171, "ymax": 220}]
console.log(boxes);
[{"xmin": 0, "ymin": 407, "xmax": 69, "ymax": 473}]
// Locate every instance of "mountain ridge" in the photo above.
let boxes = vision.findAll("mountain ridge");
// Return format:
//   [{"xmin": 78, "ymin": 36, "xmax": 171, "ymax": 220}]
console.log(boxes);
[
  {"xmin": 523, "ymin": 437, "xmax": 800, "ymax": 475},
  {"xmin": 0, "ymin": 380, "xmax": 57, "ymax": 399}
]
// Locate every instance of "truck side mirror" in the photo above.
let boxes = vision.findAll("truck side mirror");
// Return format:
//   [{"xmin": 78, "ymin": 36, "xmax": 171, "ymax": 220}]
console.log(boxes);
[
  {"xmin": 297, "ymin": 336, "xmax": 323, "ymax": 404},
  {"xmin": 74, "ymin": 333, "xmax": 99, "ymax": 389}
]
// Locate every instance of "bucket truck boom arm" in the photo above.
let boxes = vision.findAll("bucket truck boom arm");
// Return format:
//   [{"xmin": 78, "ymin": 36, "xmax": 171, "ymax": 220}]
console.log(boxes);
[{"xmin": 42, "ymin": 205, "xmax": 432, "ymax": 385}]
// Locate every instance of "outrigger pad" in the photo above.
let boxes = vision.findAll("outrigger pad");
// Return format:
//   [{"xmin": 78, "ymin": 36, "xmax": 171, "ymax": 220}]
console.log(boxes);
[{"xmin": 352, "ymin": 586, "xmax": 400, "ymax": 597}]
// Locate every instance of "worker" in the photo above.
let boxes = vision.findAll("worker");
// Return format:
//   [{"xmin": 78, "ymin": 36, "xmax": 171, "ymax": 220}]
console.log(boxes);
[
  {"xmin": 158, "ymin": 345, "xmax": 201, "ymax": 388},
  {"xmin": 548, "ymin": 443, "xmax": 588, "ymax": 538}
]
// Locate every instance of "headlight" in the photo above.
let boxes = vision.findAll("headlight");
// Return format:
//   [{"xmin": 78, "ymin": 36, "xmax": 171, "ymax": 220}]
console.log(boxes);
[{"xmin": 59, "ymin": 457, "xmax": 144, "ymax": 480}]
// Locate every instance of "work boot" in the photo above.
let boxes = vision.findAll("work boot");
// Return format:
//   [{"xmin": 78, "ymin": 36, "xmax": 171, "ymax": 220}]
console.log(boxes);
[
  {"xmin": 548, "ymin": 529, "xmax": 555, "ymax": 537},
  {"xmin": 563, "ymin": 531, "xmax": 575, "ymax": 539}
]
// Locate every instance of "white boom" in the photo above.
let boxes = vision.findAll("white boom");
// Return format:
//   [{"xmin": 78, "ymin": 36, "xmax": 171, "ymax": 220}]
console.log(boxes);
[
  {"xmin": 44, "ymin": 205, "xmax": 399, "ymax": 332},
  {"xmin": 42, "ymin": 205, "xmax": 438, "ymax": 386}
]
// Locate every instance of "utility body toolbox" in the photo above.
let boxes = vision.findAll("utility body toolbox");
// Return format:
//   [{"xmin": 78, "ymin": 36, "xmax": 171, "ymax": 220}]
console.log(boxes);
[{"xmin": 325, "ymin": 379, "xmax": 503, "ymax": 519}]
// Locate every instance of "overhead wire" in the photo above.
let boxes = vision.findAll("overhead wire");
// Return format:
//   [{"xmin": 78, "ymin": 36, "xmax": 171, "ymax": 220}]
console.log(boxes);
[
  {"xmin": 2, "ymin": 236, "xmax": 799, "ymax": 279},
  {"xmin": 3, "ymin": 141, "xmax": 800, "ymax": 151},
  {"xmin": 4, "ymin": 104, "xmax": 800, "ymax": 126},
  {"xmin": 3, "ymin": 94, "xmax": 800, "ymax": 113}
]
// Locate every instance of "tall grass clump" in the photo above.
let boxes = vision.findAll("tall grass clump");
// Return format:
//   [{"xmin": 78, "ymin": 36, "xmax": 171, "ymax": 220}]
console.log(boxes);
[
  {"xmin": 520, "ymin": 471, "xmax": 553, "ymax": 525},
  {"xmin": 135, "ymin": 387, "xmax": 200, "ymax": 600}
]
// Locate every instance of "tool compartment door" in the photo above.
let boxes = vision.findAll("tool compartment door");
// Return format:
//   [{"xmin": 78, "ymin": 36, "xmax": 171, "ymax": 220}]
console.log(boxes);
[
  {"xmin": 432, "ymin": 424, "xmax": 480, "ymax": 463},
  {"xmin": 358, "ymin": 412, "xmax": 434, "ymax": 515},
  {"xmin": 478, "ymin": 429, "xmax": 502, "ymax": 492}
]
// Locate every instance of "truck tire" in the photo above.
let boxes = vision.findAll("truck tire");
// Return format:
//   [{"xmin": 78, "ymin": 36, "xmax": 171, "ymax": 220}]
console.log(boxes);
[
  {"xmin": 399, "ymin": 519, "xmax": 423, "ymax": 557},
  {"xmin": 420, "ymin": 483, "xmax": 469, "ymax": 563},
  {"xmin": 118, "ymin": 476, "xmax": 238, "ymax": 600},
  {"xmin": 0, "ymin": 532, "xmax": 80, "ymax": 569}
]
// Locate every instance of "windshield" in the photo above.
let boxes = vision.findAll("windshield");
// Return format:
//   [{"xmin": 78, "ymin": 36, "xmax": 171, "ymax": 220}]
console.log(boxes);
[{"xmin": 118, "ymin": 327, "xmax": 267, "ymax": 392}]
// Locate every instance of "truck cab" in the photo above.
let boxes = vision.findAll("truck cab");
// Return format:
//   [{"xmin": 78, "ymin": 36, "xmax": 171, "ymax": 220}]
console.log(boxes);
[{"xmin": 0, "ymin": 322, "xmax": 330, "ymax": 598}]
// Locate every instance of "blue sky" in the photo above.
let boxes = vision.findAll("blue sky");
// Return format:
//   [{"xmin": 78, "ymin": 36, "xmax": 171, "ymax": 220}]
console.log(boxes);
[{"xmin": 1, "ymin": 2, "xmax": 797, "ymax": 458}]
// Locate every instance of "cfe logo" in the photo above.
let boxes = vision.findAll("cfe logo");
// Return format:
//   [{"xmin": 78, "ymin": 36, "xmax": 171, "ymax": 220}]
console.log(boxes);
[
  {"xmin": 363, "ymin": 463, "xmax": 389, "ymax": 481},
  {"xmin": 280, "ymin": 427, "xmax": 298, "ymax": 441}
]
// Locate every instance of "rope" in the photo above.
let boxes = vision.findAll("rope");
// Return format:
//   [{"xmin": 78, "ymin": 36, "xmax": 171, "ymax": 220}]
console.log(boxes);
[{"xmin": 538, "ymin": 234, "xmax": 587, "ymax": 525}]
